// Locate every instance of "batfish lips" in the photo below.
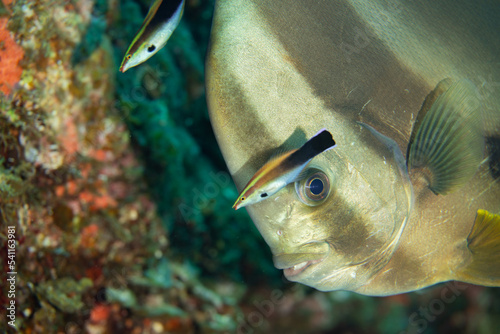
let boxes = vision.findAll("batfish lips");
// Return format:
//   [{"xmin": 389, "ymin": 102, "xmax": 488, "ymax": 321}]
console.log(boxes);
[{"xmin": 273, "ymin": 242, "xmax": 330, "ymax": 279}]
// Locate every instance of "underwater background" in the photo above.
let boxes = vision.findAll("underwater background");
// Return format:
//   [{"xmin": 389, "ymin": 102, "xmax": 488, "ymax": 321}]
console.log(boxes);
[{"xmin": 0, "ymin": 0, "xmax": 499, "ymax": 333}]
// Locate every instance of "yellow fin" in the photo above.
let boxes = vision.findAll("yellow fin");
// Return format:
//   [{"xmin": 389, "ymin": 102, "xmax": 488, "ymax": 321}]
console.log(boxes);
[
  {"xmin": 459, "ymin": 209, "xmax": 500, "ymax": 284},
  {"xmin": 408, "ymin": 79, "xmax": 484, "ymax": 194}
]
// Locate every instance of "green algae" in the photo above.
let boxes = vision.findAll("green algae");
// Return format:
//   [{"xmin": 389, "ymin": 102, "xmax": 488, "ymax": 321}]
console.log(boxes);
[
  {"xmin": 0, "ymin": 1, "xmax": 8, "ymax": 17},
  {"xmin": 0, "ymin": 94, "xmax": 38, "ymax": 228},
  {"xmin": 35, "ymin": 277, "xmax": 93, "ymax": 313},
  {"xmin": 0, "ymin": 159, "xmax": 29, "ymax": 199},
  {"xmin": 106, "ymin": 287, "xmax": 137, "ymax": 308}
]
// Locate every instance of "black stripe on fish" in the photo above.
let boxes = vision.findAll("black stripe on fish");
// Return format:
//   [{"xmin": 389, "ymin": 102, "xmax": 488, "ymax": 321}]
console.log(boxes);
[
  {"xmin": 126, "ymin": 0, "xmax": 184, "ymax": 58},
  {"xmin": 148, "ymin": 0, "xmax": 184, "ymax": 32},
  {"xmin": 487, "ymin": 136, "xmax": 500, "ymax": 179},
  {"xmin": 284, "ymin": 130, "xmax": 336, "ymax": 169}
]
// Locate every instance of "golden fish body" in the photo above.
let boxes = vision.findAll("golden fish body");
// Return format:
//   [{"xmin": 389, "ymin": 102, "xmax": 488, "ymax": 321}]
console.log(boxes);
[{"xmin": 206, "ymin": 0, "xmax": 500, "ymax": 295}]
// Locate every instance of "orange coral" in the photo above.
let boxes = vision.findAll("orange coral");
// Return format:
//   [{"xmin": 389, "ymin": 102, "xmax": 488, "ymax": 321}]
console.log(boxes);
[
  {"xmin": 90, "ymin": 193, "xmax": 117, "ymax": 211},
  {"xmin": 90, "ymin": 148, "xmax": 109, "ymax": 162},
  {"xmin": 0, "ymin": 2, "xmax": 24, "ymax": 96},
  {"xmin": 80, "ymin": 223, "xmax": 99, "ymax": 248},
  {"xmin": 59, "ymin": 117, "xmax": 80, "ymax": 156},
  {"xmin": 89, "ymin": 304, "xmax": 110, "ymax": 323},
  {"xmin": 78, "ymin": 188, "xmax": 118, "ymax": 211}
]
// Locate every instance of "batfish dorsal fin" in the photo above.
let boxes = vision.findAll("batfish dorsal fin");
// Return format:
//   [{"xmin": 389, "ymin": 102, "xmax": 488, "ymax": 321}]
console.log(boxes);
[
  {"xmin": 407, "ymin": 79, "xmax": 484, "ymax": 195},
  {"xmin": 457, "ymin": 209, "xmax": 500, "ymax": 285}
]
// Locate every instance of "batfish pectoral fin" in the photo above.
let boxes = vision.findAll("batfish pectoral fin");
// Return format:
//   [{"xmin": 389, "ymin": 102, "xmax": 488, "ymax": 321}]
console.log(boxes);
[
  {"xmin": 407, "ymin": 79, "xmax": 484, "ymax": 195},
  {"xmin": 457, "ymin": 209, "xmax": 500, "ymax": 285}
]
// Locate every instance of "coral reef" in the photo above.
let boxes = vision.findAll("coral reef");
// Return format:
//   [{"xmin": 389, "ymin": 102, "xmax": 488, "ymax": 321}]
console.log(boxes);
[
  {"xmin": 0, "ymin": 0, "xmax": 499, "ymax": 334},
  {"xmin": 0, "ymin": 0, "xmax": 23, "ymax": 95}
]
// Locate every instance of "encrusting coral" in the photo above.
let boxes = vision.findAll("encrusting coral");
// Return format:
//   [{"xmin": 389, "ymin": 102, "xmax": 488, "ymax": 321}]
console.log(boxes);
[{"xmin": 0, "ymin": 0, "xmax": 23, "ymax": 95}]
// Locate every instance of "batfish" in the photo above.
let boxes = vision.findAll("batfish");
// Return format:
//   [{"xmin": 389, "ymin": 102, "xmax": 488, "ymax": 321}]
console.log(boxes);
[{"xmin": 205, "ymin": 0, "xmax": 500, "ymax": 295}]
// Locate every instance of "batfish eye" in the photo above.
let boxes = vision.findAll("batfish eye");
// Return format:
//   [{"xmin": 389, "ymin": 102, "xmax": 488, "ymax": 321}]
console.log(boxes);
[
  {"xmin": 147, "ymin": 45, "xmax": 156, "ymax": 52},
  {"xmin": 295, "ymin": 169, "xmax": 330, "ymax": 206},
  {"xmin": 309, "ymin": 178, "xmax": 324, "ymax": 195}
]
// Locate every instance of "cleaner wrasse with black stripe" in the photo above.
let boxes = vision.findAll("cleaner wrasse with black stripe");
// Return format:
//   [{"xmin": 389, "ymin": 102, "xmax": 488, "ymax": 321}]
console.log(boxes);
[
  {"xmin": 233, "ymin": 129, "xmax": 336, "ymax": 210},
  {"xmin": 119, "ymin": 0, "xmax": 185, "ymax": 72}
]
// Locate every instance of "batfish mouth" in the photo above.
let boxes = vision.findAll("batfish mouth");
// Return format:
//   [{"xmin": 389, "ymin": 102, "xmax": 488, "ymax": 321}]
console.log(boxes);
[
  {"xmin": 282, "ymin": 258, "xmax": 325, "ymax": 278},
  {"xmin": 273, "ymin": 248, "xmax": 329, "ymax": 279}
]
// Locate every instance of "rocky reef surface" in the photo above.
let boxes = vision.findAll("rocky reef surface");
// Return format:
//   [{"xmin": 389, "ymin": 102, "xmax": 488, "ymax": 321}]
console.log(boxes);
[{"xmin": 0, "ymin": 0, "xmax": 499, "ymax": 333}]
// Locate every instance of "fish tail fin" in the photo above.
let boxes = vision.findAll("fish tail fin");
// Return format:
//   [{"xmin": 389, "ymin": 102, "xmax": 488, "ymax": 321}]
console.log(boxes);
[
  {"xmin": 456, "ymin": 209, "xmax": 500, "ymax": 286},
  {"xmin": 302, "ymin": 129, "xmax": 336, "ymax": 156},
  {"xmin": 285, "ymin": 129, "xmax": 335, "ymax": 169}
]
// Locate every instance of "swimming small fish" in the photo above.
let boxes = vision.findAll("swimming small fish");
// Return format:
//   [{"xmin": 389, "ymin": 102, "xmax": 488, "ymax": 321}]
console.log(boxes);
[
  {"xmin": 119, "ymin": 0, "xmax": 185, "ymax": 72},
  {"xmin": 233, "ymin": 129, "xmax": 336, "ymax": 210}
]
